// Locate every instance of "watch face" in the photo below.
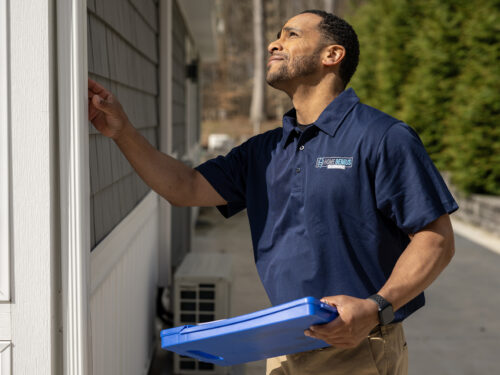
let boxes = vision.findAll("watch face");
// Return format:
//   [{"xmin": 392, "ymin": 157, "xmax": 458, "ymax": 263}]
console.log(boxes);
[{"xmin": 380, "ymin": 305, "xmax": 395, "ymax": 325}]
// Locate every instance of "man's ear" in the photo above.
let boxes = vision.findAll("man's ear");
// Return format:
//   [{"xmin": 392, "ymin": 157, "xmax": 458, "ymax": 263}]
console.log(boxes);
[{"xmin": 322, "ymin": 45, "xmax": 345, "ymax": 67}]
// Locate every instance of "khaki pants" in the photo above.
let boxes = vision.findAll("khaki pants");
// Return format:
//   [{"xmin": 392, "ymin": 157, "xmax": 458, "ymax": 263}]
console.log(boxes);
[{"xmin": 266, "ymin": 323, "xmax": 408, "ymax": 375}]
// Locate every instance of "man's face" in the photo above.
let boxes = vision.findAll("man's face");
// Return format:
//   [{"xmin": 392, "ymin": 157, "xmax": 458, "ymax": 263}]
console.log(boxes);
[{"xmin": 266, "ymin": 13, "xmax": 324, "ymax": 90}]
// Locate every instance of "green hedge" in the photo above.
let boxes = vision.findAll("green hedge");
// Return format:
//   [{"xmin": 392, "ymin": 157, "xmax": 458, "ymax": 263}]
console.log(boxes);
[{"xmin": 348, "ymin": 0, "xmax": 500, "ymax": 194}]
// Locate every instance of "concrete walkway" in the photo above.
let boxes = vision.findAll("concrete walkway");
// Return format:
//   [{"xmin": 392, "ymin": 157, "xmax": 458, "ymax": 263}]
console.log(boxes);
[
  {"xmin": 151, "ymin": 207, "xmax": 500, "ymax": 374},
  {"xmin": 191, "ymin": 207, "xmax": 271, "ymax": 375},
  {"xmin": 404, "ymin": 232, "xmax": 500, "ymax": 374}
]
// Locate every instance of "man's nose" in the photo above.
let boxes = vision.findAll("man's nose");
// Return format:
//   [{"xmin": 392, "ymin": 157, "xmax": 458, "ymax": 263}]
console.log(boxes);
[{"xmin": 267, "ymin": 39, "xmax": 282, "ymax": 54}]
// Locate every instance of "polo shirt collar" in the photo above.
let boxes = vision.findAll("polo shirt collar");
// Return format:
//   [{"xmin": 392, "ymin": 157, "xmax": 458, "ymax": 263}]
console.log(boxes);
[{"xmin": 281, "ymin": 88, "xmax": 360, "ymax": 148}]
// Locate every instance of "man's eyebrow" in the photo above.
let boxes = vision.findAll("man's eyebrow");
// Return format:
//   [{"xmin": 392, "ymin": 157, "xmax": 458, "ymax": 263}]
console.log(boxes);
[{"xmin": 277, "ymin": 27, "xmax": 302, "ymax": 39}]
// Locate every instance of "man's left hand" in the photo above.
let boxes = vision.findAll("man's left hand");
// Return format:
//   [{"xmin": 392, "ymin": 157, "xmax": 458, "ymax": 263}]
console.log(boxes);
[{"xmin": 304, "ymin": 295, "xmax": 380, "ymax": 349}]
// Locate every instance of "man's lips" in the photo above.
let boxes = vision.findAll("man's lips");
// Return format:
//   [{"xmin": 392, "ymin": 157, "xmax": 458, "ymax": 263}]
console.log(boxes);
[{"xmin": 267, "ymin": 56, "xmax": 285, "ymax": 67}]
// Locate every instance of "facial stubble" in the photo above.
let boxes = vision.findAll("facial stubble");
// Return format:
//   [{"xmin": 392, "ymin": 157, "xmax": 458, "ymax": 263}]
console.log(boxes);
[{"xmin": 266, "ymin": 49, "xmax": 322, "ymax": 88}]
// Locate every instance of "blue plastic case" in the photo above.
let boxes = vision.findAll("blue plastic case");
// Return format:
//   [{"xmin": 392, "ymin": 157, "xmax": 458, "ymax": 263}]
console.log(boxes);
[{"xmin": 161, "ymin": 296, "xmax": 338, "ymax": 366}]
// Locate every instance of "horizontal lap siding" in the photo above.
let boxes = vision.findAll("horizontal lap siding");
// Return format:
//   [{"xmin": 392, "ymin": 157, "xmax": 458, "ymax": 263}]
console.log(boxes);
[{"xmin": 88, "ymin": 0, "xmax": 158, "ymax": 249}]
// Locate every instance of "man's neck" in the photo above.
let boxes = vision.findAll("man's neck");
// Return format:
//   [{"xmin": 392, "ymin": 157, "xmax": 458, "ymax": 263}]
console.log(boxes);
[{"xmin": 291, "ymin": 78, "xmax": 344, "ymax": 125}]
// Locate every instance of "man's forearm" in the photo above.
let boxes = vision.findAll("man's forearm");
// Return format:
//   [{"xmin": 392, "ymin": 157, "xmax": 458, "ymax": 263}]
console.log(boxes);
[
  {"xmin": 88, "ymin": 78, "xmax": 225, "ymax": 207},
  {"xmin": 113, "ymin": 122, "xmax": 199, "ymax": 206},
  {"xmin": 308, "ymin": 214, "xmax": 455, "ymax": 348},
  {"xmin": 378, "ymin": 214, "xmax": 455, "ymax": 311}
]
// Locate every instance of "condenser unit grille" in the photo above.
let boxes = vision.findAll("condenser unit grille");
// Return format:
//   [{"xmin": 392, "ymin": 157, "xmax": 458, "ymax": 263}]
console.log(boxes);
[
  {"xmin": 177, "ymin": 283, "xmax": 217, "ymax": 373},
  {"xmin": 179, "ymin": 355, "xmax": 215, "ymax": 372},
  {"xmin": 179, "ymin": 284, "xmax": 216, "ymax": 325}
]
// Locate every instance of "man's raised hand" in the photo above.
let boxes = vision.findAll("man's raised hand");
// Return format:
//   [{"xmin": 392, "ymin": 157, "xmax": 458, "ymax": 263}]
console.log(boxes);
[{"xmin": 88, "ymin": 78, "xmax": 131, "ymax": 140}]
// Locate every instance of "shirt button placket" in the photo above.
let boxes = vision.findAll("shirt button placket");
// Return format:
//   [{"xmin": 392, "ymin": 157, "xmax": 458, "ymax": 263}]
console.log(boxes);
[
  {"xmin": 293, "ymin": 140, "xmax": 305, "ymax": 192},
  {"xmin": 297, "ymin": 145, "xmax": 305, "ymax": 174}
]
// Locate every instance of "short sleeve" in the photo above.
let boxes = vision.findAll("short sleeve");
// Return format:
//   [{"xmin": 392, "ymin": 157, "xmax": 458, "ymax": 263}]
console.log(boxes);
[
  {"xmin": 375, "ymin": 123, "xmax": 458, "ymax": 234},
  {"xmin": 195, "ymin": 142, "xmax": 249, "ymax": 218}
]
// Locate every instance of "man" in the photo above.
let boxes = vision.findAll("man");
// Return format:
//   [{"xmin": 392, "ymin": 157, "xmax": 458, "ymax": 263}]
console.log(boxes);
[{"xmin": 88, "ymin": 10, "xmax": 457, "ymax": 375}]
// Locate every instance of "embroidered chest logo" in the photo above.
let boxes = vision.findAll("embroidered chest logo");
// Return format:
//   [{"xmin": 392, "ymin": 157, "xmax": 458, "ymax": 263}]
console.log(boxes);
[{"xmin": 315, "ymin": 156, "xmax": 353, "ymax": 170}]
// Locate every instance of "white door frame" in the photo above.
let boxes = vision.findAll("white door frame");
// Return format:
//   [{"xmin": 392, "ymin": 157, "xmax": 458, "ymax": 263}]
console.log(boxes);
[
  {"xmin": 0, "ymin": 0, "xmax": 11, "ymax": 304},
  {"xmin": 0, "ymin": 3, "xmax": 12, "ymax": 366},
  {"xmin": 57, "ymin": 0, "xmax": 92, "ymax": 374},
  {"xmin": 0, "ymin": 1, "xmax": 12, "ymax": 367}
]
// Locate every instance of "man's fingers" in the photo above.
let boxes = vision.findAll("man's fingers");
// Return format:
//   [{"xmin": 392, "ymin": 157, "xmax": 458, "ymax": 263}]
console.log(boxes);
[
  {"xmin": 306, "ymin": 320, "xmax": 342, "ymax": 338},
  {"xmin": 308, "ymin": 328, "xmax": 337, "ymax": 340},
  {"xmin": 91, "ymin": 94, "xmax": 115, "ymax": 115},
  {"xmin": 88, "ymin": 77, "xmax": 104, "ymax": 93},
  {"xmin": 310, "ymin": 315, "xmax": 344, "ymax": 334},
  {"xmin": 321, "ymin": 295, "xmax": 345, "ymax": 308},
  {"xmin": 88, "ymin": 78, "xmax": 110, "ymax": 98},
  {"xmin": 305, "ymin": 328, "xmax": 328, "ymax": 340}
]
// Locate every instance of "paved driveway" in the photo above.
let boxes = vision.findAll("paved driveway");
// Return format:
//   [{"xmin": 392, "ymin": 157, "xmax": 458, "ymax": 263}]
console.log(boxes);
[{"xmin": 405, "ymin": 234, "xmax": 500, "ymax": 374}]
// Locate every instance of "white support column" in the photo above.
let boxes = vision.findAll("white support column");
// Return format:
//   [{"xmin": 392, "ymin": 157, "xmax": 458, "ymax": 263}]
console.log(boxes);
[
  {"xmin": 158, "ymin": 0, "xmax": 174, "ymax": 287},
  {"xmin": 0, "ymin": 0, "xmax": 11, "ymax": 303},
  {"xmin": 57, "ymin": 0, "xmax": 92, "ymax": 374},
  {"xmin": 9, "ymin": 0, "xmax": 60, "ymax": 373}
]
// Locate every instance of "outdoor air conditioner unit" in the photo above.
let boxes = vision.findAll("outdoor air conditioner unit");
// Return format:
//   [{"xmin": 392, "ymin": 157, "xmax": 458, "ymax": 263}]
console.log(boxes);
[{"xmin": 174, "ymin": 252, "xmax": 232, "ymax": 375}]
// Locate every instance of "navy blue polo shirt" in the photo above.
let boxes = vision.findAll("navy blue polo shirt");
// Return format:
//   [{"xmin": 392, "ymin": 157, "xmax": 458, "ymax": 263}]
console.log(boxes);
[{"xmin": 196, "ymin": 88, "xmax": 458, "ymax": 322}]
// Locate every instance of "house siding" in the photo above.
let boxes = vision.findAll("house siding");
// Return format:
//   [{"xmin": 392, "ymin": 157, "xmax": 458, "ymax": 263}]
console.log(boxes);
[{"xmin": 87, "ymin": 0, "xmax": 159, "ymax": 249}]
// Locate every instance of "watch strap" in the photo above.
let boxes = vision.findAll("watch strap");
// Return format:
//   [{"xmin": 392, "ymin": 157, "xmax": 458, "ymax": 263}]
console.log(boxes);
[
  {"xmin": 368, "ymin": 294, "xmax": 394, "ymax": 325},
  {"xmin": 368, "ymin": 294, "xmax": 390, "ymax": 310}
]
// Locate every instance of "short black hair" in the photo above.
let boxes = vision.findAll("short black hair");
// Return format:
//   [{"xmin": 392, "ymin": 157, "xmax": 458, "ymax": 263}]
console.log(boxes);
[{"xmin": 300, "ymin": 9, "xmax": 359, "ymax": 87}]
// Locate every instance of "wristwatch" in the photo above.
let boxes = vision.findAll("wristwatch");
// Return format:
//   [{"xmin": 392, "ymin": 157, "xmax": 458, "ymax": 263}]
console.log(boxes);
[{"xmin": 367, "ymin": 294, "xmax": 394, "ymax": 325}]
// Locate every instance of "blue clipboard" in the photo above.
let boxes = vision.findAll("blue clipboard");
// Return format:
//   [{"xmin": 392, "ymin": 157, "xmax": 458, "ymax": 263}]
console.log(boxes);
[{"xmin": 161, "ymin": 296, "xmax": 338, "ymax": 366}]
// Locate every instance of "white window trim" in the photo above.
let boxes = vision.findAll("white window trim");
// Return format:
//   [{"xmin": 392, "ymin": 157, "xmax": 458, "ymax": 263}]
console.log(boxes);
[
  {"xmin": 0, "ymin": 0, "xmax": 11, "ymax": 302},
  {"xmin": 158, "ymin": 0, "xmax": 174, "ymax": 288},
  {"xmin": 57, "ymin": 0, "xmax": 92, "ymax": 373}
]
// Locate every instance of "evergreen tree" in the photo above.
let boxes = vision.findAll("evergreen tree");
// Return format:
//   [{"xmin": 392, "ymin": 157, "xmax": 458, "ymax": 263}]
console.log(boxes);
[
  {"xmin": 445, "ymin": 0, "xmax": 500, "ymax": 194},
  {"xmin": 348, "ymin": 1, "xmax": 383, "ymax": 102},
  {"xmin": 349, "ymin": 0, "xmax": 420, "ymax": 115},
  {"xmin": 344, "ymin": 0, "xmax": 500, "ymax": 194},
  {"xmin": 397, "ymin": 0, "xmax": 468, "ymax": 168},
  {"xmin": 371, "ymin": 0, "xmax": 420, "ymax": 115}
]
